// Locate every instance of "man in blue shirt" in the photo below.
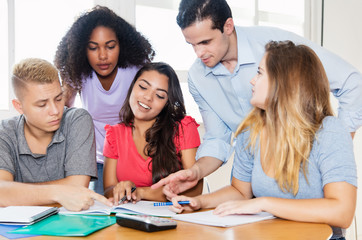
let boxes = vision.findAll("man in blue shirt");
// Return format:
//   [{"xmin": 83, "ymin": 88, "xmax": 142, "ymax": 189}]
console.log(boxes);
[{"xmin": 152, "ymin": 0, "xmax": 362, "ymax": 196}]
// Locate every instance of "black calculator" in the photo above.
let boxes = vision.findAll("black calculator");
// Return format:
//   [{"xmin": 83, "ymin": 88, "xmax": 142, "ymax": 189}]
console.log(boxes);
[{"xmin": 116, "ymin": 213, "xmax": 177, "ymax": 232}]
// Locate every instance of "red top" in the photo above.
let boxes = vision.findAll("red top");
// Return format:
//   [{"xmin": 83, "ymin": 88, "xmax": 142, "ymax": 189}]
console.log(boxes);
[{"xmin": 103, "ymin": 116, "xmax": 200, "ymax": 187}]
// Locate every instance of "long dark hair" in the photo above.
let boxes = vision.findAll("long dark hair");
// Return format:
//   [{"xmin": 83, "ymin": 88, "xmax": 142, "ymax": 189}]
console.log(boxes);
[
  {"xmin": 54, "ymin": 5, "xmax": 155, "ymax": 90},
  {"xmin": 120, "ymin": 62, "xmax": 186, "ymax": 183}
]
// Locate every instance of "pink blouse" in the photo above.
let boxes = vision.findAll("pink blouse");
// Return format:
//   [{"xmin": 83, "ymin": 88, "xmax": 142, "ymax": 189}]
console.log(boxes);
[{"xmin": 103, "ymin": 116, "xmax": 200, "ymax": 187}]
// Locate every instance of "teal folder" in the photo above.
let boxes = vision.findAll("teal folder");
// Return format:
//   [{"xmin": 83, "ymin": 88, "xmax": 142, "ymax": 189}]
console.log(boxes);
[{"xmin": 9, "ymin": 214, "xmax": 116, "ymax": 237}]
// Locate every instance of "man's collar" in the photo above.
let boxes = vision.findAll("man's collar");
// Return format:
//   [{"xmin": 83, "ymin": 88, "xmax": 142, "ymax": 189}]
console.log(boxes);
[
  {"xmin": 235, "ymin": 26, "xmax": 256, "ymax": 66},
  {"xmin": 202, "ymin": 26, "xmax": 256, "ymax": 76}
]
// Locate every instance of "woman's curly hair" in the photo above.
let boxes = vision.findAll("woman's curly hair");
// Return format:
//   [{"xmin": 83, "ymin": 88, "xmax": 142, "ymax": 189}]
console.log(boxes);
[{"xmin": 54, "ymin": 5, "xmax": 155, "ymax": 90}]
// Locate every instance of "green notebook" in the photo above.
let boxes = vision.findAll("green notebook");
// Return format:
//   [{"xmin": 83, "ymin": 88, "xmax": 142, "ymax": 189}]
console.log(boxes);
[{"xmin": 9, "ymin": 214, "xmax": 116, "ymax": 237}]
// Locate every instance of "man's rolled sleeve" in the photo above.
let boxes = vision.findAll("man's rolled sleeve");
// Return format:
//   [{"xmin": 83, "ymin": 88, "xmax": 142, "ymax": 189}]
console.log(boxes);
[
  {"xmin": 196, "ymin": 138, "xmax": 233, "ymax": 163},
  {"xmin": 334, "ymin": 72, "xmax": 362, "ymax": 132},
  {"xmin": 189, "ymin": 77, "xmax": 233, "ymax": 163}
]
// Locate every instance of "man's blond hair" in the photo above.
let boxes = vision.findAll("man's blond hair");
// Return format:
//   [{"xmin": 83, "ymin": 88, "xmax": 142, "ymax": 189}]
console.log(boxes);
[{"xmin": 12, "ymin": 58, "xmax": 59, "ymax": 100}]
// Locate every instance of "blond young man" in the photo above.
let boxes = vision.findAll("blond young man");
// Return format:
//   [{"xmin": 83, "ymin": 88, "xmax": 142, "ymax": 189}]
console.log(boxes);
[{"xmin": 0, "ymin": 58, "xmax": 111, "ymax": 211}]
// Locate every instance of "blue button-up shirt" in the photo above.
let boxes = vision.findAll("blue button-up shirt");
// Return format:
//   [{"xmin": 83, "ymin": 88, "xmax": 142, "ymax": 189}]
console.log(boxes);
[{"xmin": 189, "ymin": 26, "xmax": 362, "ymax": 163}]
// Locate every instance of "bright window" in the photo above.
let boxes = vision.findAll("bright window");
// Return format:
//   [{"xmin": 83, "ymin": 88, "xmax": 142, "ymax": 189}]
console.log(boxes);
[
  {"xmin": 14, "ymin": 0, "xmax": 93, "ymax": 63},
  {"xmin": 0, "ymin": 0, "xmax": 92, "ymax": 113},
  {"xmin": 0, "ymin": 1, "xmax": 9, "ymax": 110}
]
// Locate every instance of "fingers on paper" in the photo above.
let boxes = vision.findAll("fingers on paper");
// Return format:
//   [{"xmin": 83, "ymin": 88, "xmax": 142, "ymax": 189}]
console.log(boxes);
[{"xmin": 91, "ymin": 192, "xmax": 113, "ymax": 207}]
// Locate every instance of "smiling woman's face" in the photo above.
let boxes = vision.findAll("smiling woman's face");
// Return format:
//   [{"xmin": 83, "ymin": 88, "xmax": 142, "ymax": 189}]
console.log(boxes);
[{"xmin": 129, "ymin": 70, "xmax": 169, "ymax": 122}]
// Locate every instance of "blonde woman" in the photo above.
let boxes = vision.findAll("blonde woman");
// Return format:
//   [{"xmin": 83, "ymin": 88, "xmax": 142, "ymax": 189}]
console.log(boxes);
[{"xmin": 170, "ymin": 41, "xmax": 357, "ymax": 240}]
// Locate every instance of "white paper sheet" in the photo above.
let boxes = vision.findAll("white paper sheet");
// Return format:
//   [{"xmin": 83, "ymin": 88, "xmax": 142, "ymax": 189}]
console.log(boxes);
[{"xmin": 172, "ymin": 210, "xmax": 275, "ymax": 227}]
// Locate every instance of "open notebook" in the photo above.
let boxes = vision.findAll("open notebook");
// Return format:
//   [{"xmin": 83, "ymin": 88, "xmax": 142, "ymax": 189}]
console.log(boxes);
[
  {"xmin": 0, "ymin": 206, "xmax": 59, "ymax": 225},
  {"xmin": 59, "ymin": 200, "xmax": 176, "ymax": 217}
]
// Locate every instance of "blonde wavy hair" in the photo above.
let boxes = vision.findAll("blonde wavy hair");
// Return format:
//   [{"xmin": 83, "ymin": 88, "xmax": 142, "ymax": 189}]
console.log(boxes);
[{"xmin": 235, "ymin": 41, "xmax": 334, "ymax": 195}]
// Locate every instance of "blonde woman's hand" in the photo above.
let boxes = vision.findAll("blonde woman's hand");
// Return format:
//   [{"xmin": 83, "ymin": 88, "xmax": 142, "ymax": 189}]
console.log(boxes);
[
  {"xmin": 213, "ymin": 198, "xmax": 264, "ymax": 217},
  {"xmin": 169, "ymin": 195, "xmax": 201, "ymax": 213}
]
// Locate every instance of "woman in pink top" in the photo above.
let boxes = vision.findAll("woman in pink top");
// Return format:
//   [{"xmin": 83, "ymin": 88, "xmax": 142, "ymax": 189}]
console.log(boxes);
[{"xmin": 103, "ymin": 62, "xmax": 203, "ymax": 204}]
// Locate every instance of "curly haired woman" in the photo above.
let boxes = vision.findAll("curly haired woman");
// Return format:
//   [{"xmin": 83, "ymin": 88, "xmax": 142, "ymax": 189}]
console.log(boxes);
[{"xmin": 54, "ymin": 6, "xmax": 155, "ymax": 194}]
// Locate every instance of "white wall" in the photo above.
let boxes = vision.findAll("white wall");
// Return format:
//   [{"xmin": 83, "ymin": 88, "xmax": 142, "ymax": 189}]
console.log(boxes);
[{"xmin": 320, "ymin": 1, "xmax": 362, "ymax": 239}]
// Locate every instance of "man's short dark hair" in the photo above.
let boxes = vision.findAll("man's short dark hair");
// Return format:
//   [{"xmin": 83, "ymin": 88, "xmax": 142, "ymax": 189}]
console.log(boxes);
[{"xmin": 176, "ymin": 0, "xmax": 232, "ymax": 32}]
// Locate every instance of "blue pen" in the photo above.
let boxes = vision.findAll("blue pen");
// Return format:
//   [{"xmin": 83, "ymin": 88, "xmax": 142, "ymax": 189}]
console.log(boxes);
[
  {"xmin": 118, "ymin": 186, "xmax": 136, "ymax": 204},
  {"xmin": 153, "ymin": 201, "xmax": 190, "ymax": 206}
]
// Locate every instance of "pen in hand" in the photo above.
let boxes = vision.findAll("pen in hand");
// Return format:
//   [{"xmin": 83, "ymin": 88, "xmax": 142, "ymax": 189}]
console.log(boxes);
[{"xmin": 118, "ymin": 186, "xmax": 136, "ymax": 205}]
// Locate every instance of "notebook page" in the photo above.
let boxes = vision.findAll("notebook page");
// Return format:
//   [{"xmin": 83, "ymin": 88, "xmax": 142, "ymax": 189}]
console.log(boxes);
[
  {"xmin": 58, "ymin": 201, "xmax": 111, "ymax": 215},
  {"xmin": 58, "ymin": 200, "xmax": 176, "ymax": 217},
  {"xmin": 112, "ymin": 201, "xmax": 176, "ymax": 217}
]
